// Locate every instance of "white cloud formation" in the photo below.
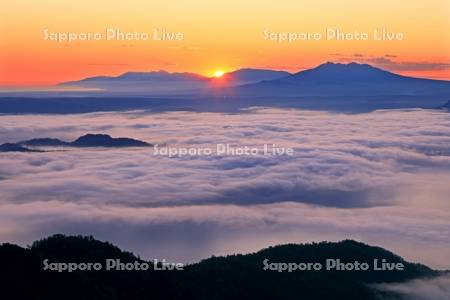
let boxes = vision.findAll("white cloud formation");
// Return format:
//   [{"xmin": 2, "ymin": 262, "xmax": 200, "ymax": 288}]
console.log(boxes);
[
  {"xmin": 0, "ymin": 108, "xmax": 450, "ymax": 267},
  {"xmin": 375, "ymin": 275, "xmax": 450, "ymax": 300}
]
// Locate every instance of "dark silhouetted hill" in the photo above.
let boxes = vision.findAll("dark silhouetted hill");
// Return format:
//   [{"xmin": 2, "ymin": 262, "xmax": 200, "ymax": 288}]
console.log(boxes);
[
  {"xmin": 283, "ymin": 62, "xmax": 404, "ymax": 84},
  {"xmin": 234, "ymin": 62, "xmax": 450, "ymax": 98},
  {"xmin": 0, "ymin": 234, "xmax": 439, "ymax": 300},
  {"xmin": 1, "ymin": 134, "xmax": 152, "ymax": 152},
  {"xmin": 70, "ymin": 134, "xmax": 150, "ymax": 147},
  {"xmin": 61, "ymin": 70, "xmax": 209, "ymax": 85},
  {"xmin": 59, "ymin": 69, "xmax": 290, "ymax": 93},
  {"xmin": 18, "ymin": 138, "xmax": 69, "ymax": 147},
  {"xmin": 0, "ymin": 143, "xmax": 39, "ymax": 152}
]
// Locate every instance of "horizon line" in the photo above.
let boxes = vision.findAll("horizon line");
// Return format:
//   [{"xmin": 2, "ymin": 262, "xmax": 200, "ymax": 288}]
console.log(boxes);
[{"xmin": 1, "ymin": 61, "xmax": 450, "ymax": 89}]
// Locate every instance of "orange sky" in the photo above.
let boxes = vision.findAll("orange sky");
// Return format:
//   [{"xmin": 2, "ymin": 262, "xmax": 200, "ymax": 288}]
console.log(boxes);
[{"xmin": 1, "ymin": 0, "xmax": 449, "ymax": 87}]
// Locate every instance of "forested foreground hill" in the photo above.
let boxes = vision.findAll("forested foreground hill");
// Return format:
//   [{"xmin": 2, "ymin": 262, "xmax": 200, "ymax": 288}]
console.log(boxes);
[{"xmin": 0, "ymin": 235, "xmax": 439, "ymax": 300}]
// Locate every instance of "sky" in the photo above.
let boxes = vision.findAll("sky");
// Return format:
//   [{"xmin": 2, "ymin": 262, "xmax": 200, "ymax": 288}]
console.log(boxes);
[{"xmin": 0, "ymin": 0, "xmax": 449, "ymax": 86}]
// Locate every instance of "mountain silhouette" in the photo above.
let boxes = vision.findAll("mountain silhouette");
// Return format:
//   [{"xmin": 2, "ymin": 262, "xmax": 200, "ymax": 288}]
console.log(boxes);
[
  {"xmin": 71, "ymin": 134, "xmax": 150, "ymax": 147},
  {"xmin": 0, "ymin": 134, "xmax": 152, "ymax": 152},
  {"xmin": 216, "ymin": 68, "xmax": 291, "ymax": 84},
  {"xmin": 115, "ymin": 71, "xmax": 207, "ymax": 82},
  {"xmin": 233, "ymin": 62, "xmax": 450, "ymax": 98},
  {"xmin": 19, "ymin": 138, "xmax": 69, "ymax": 147},
  {"xmin": 284, "ymin": 62, "xmax": 405, "ymax": 83},
  {"xmin": 3, "ymin": 62, "xmax": 450, "ymax": 113},
  {"xmin": 60, "ymin": 69, "xmax": 291, "ymax": 93},
  {"xmin": 62, "ymin": 70, "xmax": 208, "ymax": 84},
  {"xmin": 0, "ymin": 234, "xmax": 440, "ymax": 300},
  {"xmin": 60, "ymin": 71, "xmax": 210, "ymax": 94},
  {"xmin": 0, "ymin": 143, "xmax": 39, "ymax": 152}
]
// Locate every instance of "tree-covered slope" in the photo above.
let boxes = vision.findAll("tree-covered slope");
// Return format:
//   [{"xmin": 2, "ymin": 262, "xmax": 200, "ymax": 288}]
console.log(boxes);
[{"xmin": 0, "ymin": 235, "xmax": 439, "ymax": 300}]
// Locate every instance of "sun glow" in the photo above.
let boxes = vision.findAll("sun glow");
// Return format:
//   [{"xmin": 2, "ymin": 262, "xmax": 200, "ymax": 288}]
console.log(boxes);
[{"xmin": 214, "ymin": 70, "xmax": 224, "ymax": 78}]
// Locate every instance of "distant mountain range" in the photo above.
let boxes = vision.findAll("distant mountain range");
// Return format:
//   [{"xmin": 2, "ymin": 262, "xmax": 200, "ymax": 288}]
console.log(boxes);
[
  {"xmin": 2, "ymin": 62, "xmax": 449, "ymax": 113},
  {"xmin": 230, "ymin": 62, "xmax": 450, "ymax": 98},
  {"xmin": 286, "ymin": 62, "xmax": 413, "ymax": 84},
  {"xmin": 60, "ymin": 69, "xmax": 292, "ymax": 93},
  {"xmin": 212, "ymin": 68, "xmax": 291, "ymax": 85},
  {"xmin": 0, "ymin": 134, "xmax": 151, "ymax": 152},
  {"xmin": 59, "ymin": 62, "xmax": 450, "ymax": 97},
  {"xmin": 0, "ymin": 234, "xmax": 441, "ymax": 300}
]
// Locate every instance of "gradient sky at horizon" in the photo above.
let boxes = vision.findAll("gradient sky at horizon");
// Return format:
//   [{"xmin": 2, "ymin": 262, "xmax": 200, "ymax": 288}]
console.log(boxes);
[{"xmin": 1, "ymin": 0, "xmax": 449, "ymax": 86}]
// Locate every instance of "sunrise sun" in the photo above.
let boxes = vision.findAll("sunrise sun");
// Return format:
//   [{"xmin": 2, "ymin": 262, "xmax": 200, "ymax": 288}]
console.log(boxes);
[{"xmin": 214, "ymin": 70, "xmax": 224, "ymax": 78}]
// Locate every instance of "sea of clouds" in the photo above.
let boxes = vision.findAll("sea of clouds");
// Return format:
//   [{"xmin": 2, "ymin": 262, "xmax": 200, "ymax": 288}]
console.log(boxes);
[
  {"xmin": 375, "ymin": 274, "xmax": 450, "ymax": 300},
  {"xmin": 0, "ymin": 108, "xmax": 449, "ymax": 271}
]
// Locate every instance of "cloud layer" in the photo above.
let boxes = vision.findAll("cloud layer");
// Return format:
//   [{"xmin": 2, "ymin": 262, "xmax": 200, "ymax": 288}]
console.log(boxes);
[
  {"xmin": 375, "ymin": 275, "xmax": 450, "ymax": 300},
  {"xmin": 0, "ymin": 108, "xmax": 450, "ymax": 267}
]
